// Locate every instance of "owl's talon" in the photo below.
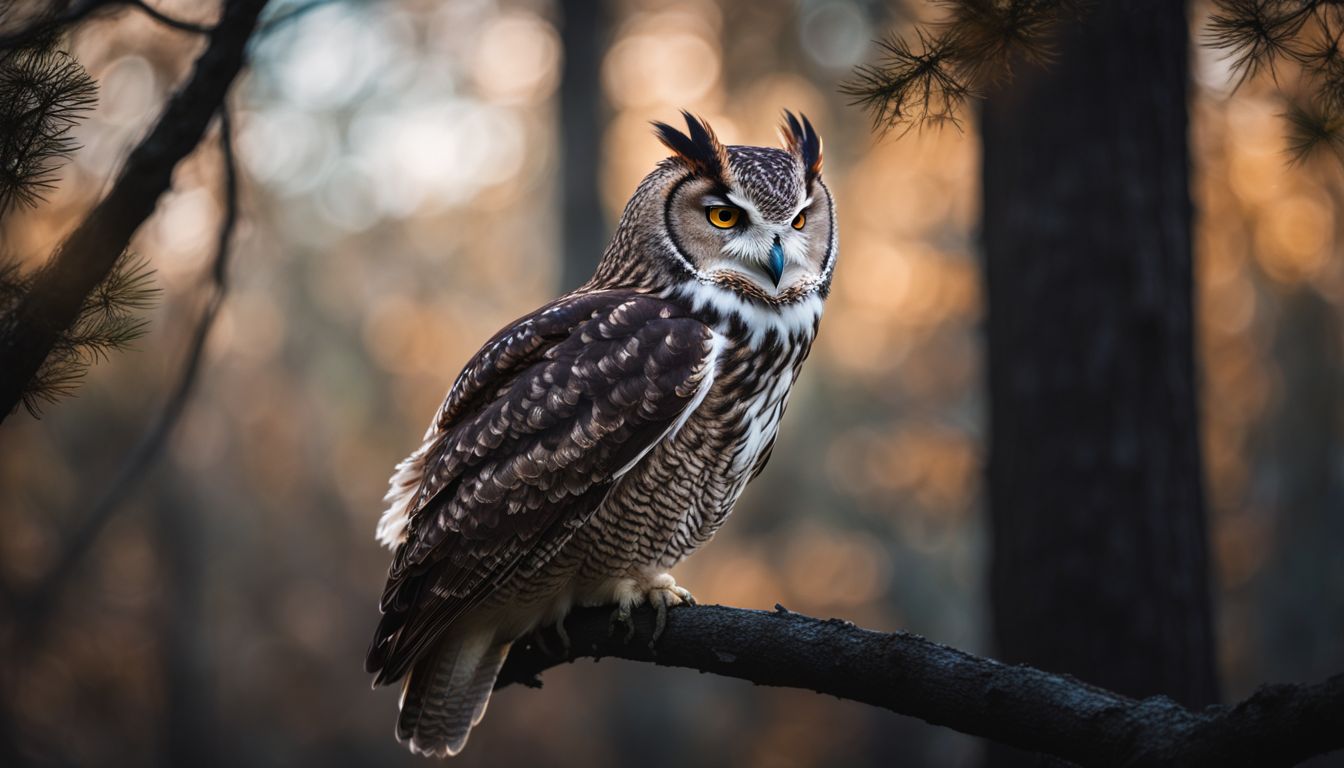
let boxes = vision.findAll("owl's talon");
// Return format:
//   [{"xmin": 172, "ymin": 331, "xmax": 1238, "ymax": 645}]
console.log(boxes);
[
  {"xmin": 533, "ymin": 629, "xmax": 555, "ymax": 657},
  {"xmin": 554, "ymin": 615, "xmax": 571, "ymax": 655},
  {"xmin": 608, "ymin": 604, "xmax": 635, "ymax": 643},
  {"xmin": 645, "ymin": 575, "xmax": 695, "ymax": 647},
  {"xmin": 651, "ymin": 600, "xmax": 668, "ymax": 647},
  {"xmin": 533, "ymin": 617, "xmax": 570, "ymax": 658}
]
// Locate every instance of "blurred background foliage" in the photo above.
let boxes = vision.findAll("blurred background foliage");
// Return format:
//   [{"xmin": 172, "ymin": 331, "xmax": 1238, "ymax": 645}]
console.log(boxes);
[{"xmin": 0, "ymin": 0, "xmax": 1341, "ymax": 766}]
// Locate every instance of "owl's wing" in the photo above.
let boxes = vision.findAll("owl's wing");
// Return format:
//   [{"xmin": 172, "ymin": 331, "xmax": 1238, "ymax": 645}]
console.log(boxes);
[{"xmin": 367, "ymin": 290, "xmax": 719, "ymax": 684}]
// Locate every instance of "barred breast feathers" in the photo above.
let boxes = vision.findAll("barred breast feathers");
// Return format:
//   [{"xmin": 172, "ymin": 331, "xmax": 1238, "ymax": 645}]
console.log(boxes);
[{"xmin": 671, "ymin": 280, "xmax": 823, "ymax": 349}]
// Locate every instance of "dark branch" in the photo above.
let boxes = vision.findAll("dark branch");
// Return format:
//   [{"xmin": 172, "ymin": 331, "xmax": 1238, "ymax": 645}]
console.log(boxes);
[
  {"xmin": 14, "ymin": 106, "xmax": 238, "ymax": 629},
  {"xmin": 0, "ymin": 0, "xmax": 266, "ymax": 424},
  {"xmin": 0, "ymin": 0, "xmax": 213, "ymax": 50},
  {"xmin": 123, "ymin": 0, "xmax": 214, "ymax": 34},
  {"xmin": 258, "ymin": 0, "xmax": 336, "ymax": 33},
  {"xmin": 499, "ymin": 604, "xmax": 1344, "ymax": 768}
]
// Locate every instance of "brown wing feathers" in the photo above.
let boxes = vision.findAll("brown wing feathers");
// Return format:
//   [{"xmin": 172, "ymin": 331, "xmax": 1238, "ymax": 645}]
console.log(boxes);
[{"xmin": 367, "ymin": 291, "xmax": 715, "ymax": 684}]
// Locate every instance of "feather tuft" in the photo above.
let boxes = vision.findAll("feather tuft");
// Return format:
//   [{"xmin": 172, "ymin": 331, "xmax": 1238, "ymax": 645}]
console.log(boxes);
[
  {"xmin": 779, "ymin": 110, "xmax": 823, "ymax": 182},
  {"xmin": 651, "ymin": 111, "xmax": 729, "ymax": 180}
]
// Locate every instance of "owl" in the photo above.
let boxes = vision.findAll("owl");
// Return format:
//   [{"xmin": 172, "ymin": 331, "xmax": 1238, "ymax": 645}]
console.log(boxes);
[{"xmin": 367, "ymin": 111, "xmax": 836, "ymax": 757}]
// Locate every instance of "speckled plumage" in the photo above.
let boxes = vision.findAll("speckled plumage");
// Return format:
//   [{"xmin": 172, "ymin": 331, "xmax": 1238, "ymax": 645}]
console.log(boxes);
[{"xmin": 368, "ymin": 112, "xmax": 837, "ymax": 758}]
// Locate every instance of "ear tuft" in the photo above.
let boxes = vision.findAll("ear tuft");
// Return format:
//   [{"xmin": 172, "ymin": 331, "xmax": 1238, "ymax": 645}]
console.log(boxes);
[
  {"xmin": 652, "ymin": 111, "xmax": 729, "ymax": 180},
  {"xmin": 779, "ymin": 110, "xmax": 823, "ymax": 183}
]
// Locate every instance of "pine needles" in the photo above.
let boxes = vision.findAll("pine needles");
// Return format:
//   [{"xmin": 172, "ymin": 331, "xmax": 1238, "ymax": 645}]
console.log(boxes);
[
  {"xmin": 1, "ymin": 252, "xmax": 160, "ymax": 416},
  {"xmin": 841, "ymin": 0, "xmax": 1081, "ymax": 134},
  {"xmin": 0, "ymin": 5, "xmax": 97, "ymax": 215},
  {"xmin": 846, "ymin": 0, "xmax": 1344, "ymax": 163},
  {"xmin": 1204, "ymin": 0, "xmax": 1344, "ymax": 162},
  {"xmin": 0, "ymin": 0, "xmax": 161, "ymax": 416}
]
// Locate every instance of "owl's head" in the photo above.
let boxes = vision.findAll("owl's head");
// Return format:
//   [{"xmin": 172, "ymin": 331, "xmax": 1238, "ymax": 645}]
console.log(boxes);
[{"xmin": 591, "ymin": 112, "xmax": 837, "ymax": 308}]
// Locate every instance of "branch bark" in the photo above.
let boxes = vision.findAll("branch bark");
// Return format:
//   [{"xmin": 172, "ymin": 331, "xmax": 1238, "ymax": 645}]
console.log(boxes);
[
  {"xmin": 0, "ymin": 0, "xmax": 266, "ymax": 424},
  {"xmin": 498, "ymin": 604, "xmax": 1344, "ymax": 768}
]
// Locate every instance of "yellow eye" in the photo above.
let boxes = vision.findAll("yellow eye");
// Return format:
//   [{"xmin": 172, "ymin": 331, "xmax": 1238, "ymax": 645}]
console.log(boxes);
[
  {"xmin": 792, "ymin": 211, "xmax": 806, "ymax": 230},
  {"xmin": 706, "ymin": 206, "xmax": 741, "ymax": 229}
]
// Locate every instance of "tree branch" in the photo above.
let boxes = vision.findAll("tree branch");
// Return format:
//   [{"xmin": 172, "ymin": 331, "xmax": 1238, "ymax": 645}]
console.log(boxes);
[
  {"xmin": 123, "ymin": 0, "xmax": 215, "ymax": 34},
  {"xmin": 0, "ymin": 0, "xmax": 266, "ymax": 424},
  {"xmin": 498, "ymin": 604, "xmax": 1344, "ymax": 768},
  {"xmin": 0, "ymin": 0, "xmax": 213, "ymax": 50}
]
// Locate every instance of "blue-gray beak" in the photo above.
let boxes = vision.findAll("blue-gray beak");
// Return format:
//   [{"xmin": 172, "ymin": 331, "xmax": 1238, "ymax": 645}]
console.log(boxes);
[{"xmin": 767, "ymin": 235, "xmax": 785, "ymax": 286}]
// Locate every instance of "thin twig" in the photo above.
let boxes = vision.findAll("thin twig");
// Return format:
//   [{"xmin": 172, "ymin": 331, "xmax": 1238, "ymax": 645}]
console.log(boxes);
[
  {"xmin": 499, "ymin": 604, "xmax": 1344, "ymax": 768},
  {"xmin": 15, "ymin": 105, "xmax": 238, "ymax": 627},
  {"xmin": 259, "ymin": 0, "xmax": 335, "ymax": 33},
  {"xmin": 125, "ymin": 0, "xmax": 214, "ymax": 34},
  {"xmin": 0, "ymin": 0, "xmax": 213, "ymax": 50}
]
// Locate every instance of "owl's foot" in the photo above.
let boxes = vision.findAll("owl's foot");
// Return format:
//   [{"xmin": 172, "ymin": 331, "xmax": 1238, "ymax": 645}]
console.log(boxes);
[
  {"xmin": 608, "ymin": 602, "xmax": 636, "ymax": 644},
  {"xmin": 644, "ymin": 573, "xmax": 695, "ymax": 646},
  {"xmin": 533, "ymin": 616, "xmax": 571, "ymax": 658},
  {"xmin": 553, "ymin": 614, "xmax": 571, "ymax": 654},
  {"xmin": 605, "ymin": 573, "xmax": 695, "ymax": 646}
]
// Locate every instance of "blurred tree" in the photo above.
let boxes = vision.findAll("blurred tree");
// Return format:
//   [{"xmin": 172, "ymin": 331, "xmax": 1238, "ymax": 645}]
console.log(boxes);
[
  {"xmin": 0, "ymin": 2, "xmax": 261, "ymax": 763},
  {"xmin": 1258, "ymin": 286, "xmax": 1344, "ymax": 690},
  {"xmin": 845, "ymin": 1, "xmax": 1234, "ymax": 758},
  {"xmin": 558, "ymin": 0, "xmax": 611, "ymax": 292},
  {"xmin": 979, "ymin": 7, "xmax": 1220, "ymax": 765}
]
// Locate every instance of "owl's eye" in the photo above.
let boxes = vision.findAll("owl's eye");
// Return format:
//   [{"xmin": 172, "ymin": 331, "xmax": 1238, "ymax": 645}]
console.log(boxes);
[
  {"xmin": 792, "ymin": 212, "xmax": 806, "ymax": 230},
  {"xmin": 706, "ymin": 206, "xmax": 742, "ymax": 229}
]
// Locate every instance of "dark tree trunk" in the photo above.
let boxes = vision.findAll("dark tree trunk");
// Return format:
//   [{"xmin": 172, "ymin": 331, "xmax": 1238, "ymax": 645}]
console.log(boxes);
[
  {"xmin": 1260, "ymin": 287, "xmax": 1344, "ymax": 692},
  {"xmin": 154, "ymin": 481, "xmax": 215, "ymax": 768},
  {"xmin": 980, "ymin": 4, "xmax": 1219, "ymax": 764},
  {"xmin": 557, "ymin": 0, "xmax": 610, "ymax": 292}
]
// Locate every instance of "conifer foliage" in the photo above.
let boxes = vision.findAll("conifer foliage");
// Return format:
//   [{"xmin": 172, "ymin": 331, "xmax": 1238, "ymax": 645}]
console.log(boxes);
[
  {"xmin": 846, "ymin": 0, "xmax": 1344, "ymax": 161},
  {"xmin": 0, "ymin": 1, "xmax": 159, "ymax": 416},
  {"xmin": 1206, "ymin": 0, "xmax": 1344, "ymax": 160},
  {"xmin": 841, "ymin": 0, "xmax": 1082, "ymax": 134}
]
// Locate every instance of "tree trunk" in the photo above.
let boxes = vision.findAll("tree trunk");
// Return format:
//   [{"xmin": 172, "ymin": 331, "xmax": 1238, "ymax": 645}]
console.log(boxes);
[
  {"xmin": 979, "ymin": 5, "xmax": 1219, "ymax": 765},
  {"xmin": 557, "ymin": 0, "xmax": 610, "ymax": 292},
  {"xmin": 1260, "ymin": 287, "xmax": 1344, "ymax": 695},
  {"xmin": 154, "ymin": 481, "xmax": 215, "ymax": 768}
]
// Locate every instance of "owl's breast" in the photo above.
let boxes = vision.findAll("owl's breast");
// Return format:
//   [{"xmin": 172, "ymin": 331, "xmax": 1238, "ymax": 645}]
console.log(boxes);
[{"xmin": 566, "ymin": 311, "xmax": 814, "ymax": 577}]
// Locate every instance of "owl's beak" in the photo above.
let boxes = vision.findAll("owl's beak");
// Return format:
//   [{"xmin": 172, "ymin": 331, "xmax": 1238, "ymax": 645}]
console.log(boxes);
[{"xmin": 767, "ymin": 235, "xmax": 785, "ymax": 286}]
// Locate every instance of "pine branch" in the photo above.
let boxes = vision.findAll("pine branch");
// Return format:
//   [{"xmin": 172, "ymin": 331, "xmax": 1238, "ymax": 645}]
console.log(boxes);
[
  {"xmin": 848, "ymin": 0, "xmax": 1344, "ymax": 162},
  {"xmin": 1205, "ymin": 0, "xmax": 1344, "ymax": 161},
  {"xmin": 1205, "ymin": 0, "xmax": 1313, "ymax": 86},
  {"xmin": 0, "ymin": 0, "xmax": 267, "ymax": 424},
  {"xmin": 841, "ymin": 0, "xmax": 1080, "ymax": 134},
  {"xmin": 499, "ymin": 604, "xmax": 1344, "ymax": 768},
  {"xmin": 0, "ymin": 36, "xmax": 97, "ymax": 214},
  {"xmin": 0, "ymin": 251, "xmax": 159, "ymax": 416},
  {"xmin": 843, "ymin": 30, "xmax": 969, "ymax": 134},
  {"xmin": 1285, "ymin": 96, "xmax": 1344, "ymax": 163}
]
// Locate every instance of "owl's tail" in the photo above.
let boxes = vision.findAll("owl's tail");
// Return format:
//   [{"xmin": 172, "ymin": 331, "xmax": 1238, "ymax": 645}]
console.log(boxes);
[{"xmin": 397, "ymin": 630, "xmax": 511, "ymax": 758}]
